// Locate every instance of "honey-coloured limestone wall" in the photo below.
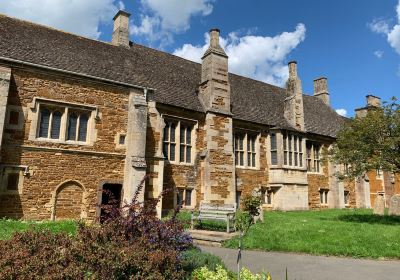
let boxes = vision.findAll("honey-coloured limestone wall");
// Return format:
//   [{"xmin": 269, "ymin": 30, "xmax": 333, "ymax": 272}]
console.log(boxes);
[{"xmin": 0, "ymin": 68, "xmax": 130, "ymax": 221}]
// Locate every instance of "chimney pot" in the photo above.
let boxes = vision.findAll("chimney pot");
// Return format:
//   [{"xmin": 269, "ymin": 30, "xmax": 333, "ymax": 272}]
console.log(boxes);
[
  {"xmin": 112, "ymin": 10, "xmax": 131, "ymax": 47},
  {"xmin": 288, "ymin": 61, "xmax": 297, "ymax": 78}
]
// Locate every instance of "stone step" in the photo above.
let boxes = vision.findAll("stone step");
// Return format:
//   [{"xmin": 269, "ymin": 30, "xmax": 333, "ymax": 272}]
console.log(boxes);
[{"xmin": 187, "ymin": 229, "xmax": 237, "ymax": 247}]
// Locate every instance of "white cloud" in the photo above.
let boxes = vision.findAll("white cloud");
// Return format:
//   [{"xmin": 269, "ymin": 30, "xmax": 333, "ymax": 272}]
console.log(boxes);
[
  {"xmin": 118, "ymin": 1, "xmax": 125, "ymax": 10},
  {"xmin": 374, "ymin": 50, "xmax": 384, "ymax": 58},
  {"xmin": 335, "ymin": 109, "xmax": 348, "ymax": 117},
  {"xmin": 131, "ymin": 0, "xmax": 214, "ymax": 46},
  {"xmin": 388, "ymin": 24, "xmax": 400, "ymax": 54},
  {"xmin": 369, "ymin": 1, "xmax": 400, "ymax": 55},
  {"xmin": 368, "ymin": 18, "xmax": 390, "ymax": 34},
  {"xmin": 173, "ymin": 24, "xmax": 306, "ymax": 86},
  {"xmin": 0, "ymin": 0, "xmax": 119, "ymax": 39}
]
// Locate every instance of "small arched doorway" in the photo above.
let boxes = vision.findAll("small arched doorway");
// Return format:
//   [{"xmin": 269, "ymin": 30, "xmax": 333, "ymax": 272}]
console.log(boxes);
[{"xmin": 53, "ymin": 181, "xmax": 85, "ymax": 220}]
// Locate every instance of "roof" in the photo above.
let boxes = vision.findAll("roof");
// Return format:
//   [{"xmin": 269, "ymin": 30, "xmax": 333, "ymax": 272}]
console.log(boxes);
[{"xmin": 0, "ymin": 14, "xmax": 345, "ymax": 138}]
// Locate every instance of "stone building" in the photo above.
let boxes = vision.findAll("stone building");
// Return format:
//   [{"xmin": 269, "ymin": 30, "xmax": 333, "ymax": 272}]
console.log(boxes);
[{"xmin": 0, "ymin": 11, "xmax": 396, "ymax": 221}]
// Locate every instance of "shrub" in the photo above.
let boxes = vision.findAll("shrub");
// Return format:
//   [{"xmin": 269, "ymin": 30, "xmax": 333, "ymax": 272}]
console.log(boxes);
[
  {"xmin": 0, "ymin": 178, "xmax": 193, "ymax": 279},
  {"xmin": 242, "ymin": 194, "xmax": 262, "ymax": 218},
  {"xmin": 192, "ymin": 265, "xmax": 271, "ymax": 280},
  {"xmin": 181, "ymin": 247, "xmax": 226, "ymax": 277}
]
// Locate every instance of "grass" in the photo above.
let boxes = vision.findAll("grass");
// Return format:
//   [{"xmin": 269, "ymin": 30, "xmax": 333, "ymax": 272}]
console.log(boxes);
[
  {"xmin": 0, "ymin": 218, "xmax": 77, "ymax": 240},
  {"xmin": 224, "ymin": 209, "xmax": 400, "ymax": 260}
]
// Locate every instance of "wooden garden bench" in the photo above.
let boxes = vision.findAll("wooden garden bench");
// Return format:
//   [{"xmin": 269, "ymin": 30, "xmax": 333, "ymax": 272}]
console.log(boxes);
[{"xmin": 191, "ymin": 202, "xmax": 237, "ymax": 233}]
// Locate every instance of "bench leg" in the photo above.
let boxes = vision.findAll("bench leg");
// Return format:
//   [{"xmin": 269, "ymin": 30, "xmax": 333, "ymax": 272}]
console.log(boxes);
[{"xmin": 227, "ymin": 218, "xmax": 230, "ymax": 233}]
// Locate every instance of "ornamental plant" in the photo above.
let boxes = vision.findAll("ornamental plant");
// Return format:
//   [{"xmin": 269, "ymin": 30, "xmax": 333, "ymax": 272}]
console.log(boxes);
[
  {"xmin": 192, "ymin": 265, "xmax": 272, "ymax": 280},
  {"xmin": 0, "ymin": 177, "xmax": 193, "ymax": 279}
]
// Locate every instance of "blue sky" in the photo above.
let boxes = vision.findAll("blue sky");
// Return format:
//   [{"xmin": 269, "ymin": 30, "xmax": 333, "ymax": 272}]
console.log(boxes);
[{"xmin": 1, "ymin": 0, "xmax": 399, "ymax": 117}]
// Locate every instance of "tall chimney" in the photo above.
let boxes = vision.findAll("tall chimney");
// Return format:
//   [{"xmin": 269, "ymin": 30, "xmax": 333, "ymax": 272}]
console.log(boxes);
[
  {"xmin": 355, "ymin": 94, "xmax": 382, "ymax": 118},
  {"xmin": 313, "ymin": 77, "xmax": 330, "ymax": 106},
  {"xmin": 284, "ymin": 61, "xmax": 305, "ymax": 131},
  {"xmin": 112, "ymin": 10, "xmax": 131, "ymax": 47},
  {"xmin": 199, "ymin": 28, "xmax": 230, "ymax": 114},
  {"xmin": 366, "ymin": 95, "xmax": 381, "ymax": 107}
]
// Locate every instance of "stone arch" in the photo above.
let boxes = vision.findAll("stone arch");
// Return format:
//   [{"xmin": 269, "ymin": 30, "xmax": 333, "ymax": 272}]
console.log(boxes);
[{"xmin": 50, "ymin": 180, "xmax": 87, "ymax": 221}]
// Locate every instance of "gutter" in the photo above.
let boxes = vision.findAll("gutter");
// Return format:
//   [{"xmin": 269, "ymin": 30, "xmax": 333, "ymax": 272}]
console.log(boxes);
[{"xmin": 0, "ymin": 56, "xmax": 155, "ymax": 92}]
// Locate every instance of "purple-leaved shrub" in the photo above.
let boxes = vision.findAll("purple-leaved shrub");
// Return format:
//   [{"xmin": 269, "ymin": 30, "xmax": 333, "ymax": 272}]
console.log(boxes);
[{"xmin": 0, "ymin": 177, "xmax": 192, "ymax": 279}]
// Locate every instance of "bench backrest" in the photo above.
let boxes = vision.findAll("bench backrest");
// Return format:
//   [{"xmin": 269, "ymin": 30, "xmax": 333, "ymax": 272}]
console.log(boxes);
[{"xmin": 199, "ymin": 202, "xmax": 236, "ymax": 214}]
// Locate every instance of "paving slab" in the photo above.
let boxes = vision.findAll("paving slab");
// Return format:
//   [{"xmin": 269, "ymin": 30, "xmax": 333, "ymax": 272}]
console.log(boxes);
[{"xmin": 200, "ymin": 246, "xmax": 400, "ymax": 280}]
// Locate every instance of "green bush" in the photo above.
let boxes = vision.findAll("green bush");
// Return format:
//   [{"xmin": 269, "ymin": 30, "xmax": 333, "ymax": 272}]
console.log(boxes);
[
  {"xmin": 181, "ymin": 247, "xmax": 226, "ymax": 277},
  {"xmin": 242, "ymin": 194, "xmax": 262, "ymax": 218}
]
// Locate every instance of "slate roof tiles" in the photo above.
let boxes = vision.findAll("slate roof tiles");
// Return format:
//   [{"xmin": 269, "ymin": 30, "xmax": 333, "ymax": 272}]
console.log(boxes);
[{"xmin": 0, "ymin": 14, "xmax": 345, "ymax": 138}]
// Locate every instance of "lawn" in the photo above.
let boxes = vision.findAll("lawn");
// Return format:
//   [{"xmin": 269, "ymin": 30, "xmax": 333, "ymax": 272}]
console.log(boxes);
[
  {"xmin": 0, "ymin": 219, "xmax": 77, "ymax": 240},
  {"xmin": 224, "ymin": 209, "xmax": 400, "ymax": 259}
]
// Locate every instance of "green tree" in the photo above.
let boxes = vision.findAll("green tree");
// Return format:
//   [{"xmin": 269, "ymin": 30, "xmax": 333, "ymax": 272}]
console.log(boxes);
[{"xmin": 330, "ymin": 97, "xmax": 400, "ymax": 179}]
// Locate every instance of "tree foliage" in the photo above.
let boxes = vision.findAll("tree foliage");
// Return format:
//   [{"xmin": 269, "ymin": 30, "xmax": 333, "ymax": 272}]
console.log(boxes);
[{"xmin": 331, "ymin": 97, "xmax": 400, "ymax": 179}]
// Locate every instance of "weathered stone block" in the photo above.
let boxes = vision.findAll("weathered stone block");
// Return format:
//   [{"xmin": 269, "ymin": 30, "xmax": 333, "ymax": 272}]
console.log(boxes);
[
  {"xmin": 373, "ymin": 195, "xmax": 385, "ymax": 215},
  {"xmin": 388, "ymin": 195, "xmax": 400, "ymax": 216}
]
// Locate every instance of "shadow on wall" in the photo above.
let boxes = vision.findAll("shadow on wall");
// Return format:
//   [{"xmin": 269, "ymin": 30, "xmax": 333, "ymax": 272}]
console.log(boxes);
[
  {"xmin": 0, "ymin": 194, "xmax": 23, "ymax": 219},
  {"xmin": 337, "ymin": 212, "xmax": 400, "ymax": 225}
]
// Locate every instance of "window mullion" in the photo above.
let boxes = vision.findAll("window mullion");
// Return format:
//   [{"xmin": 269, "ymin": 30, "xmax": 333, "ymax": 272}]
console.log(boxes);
[{"xmin": 48, "ymin": 111, "xmax": 53, "ymax": 139}]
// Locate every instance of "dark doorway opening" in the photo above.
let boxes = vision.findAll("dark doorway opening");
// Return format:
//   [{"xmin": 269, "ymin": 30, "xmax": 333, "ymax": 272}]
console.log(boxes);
[{"xmin": 100, "ymin": 184, "xmax": 122, "ymax": 223}]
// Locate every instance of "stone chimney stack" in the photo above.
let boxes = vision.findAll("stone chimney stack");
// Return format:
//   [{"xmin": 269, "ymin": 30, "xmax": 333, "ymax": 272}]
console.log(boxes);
[
  {"xmin": 199, "ymin": 28, "xmax": 235, "ymax": 205},
  {"xmin": 112, "ymin": 10, "xmax": 131, "ymax": 47},
  {"xmin": 366, "ymin": 95, "xmax": 381, "ymax": 107},
  {"xmin": 284, "ymin": 61, "xmax": 305, "ymax": 130},
  {"xmin": 314, "ymin": 77, "xmax": 330, "ymax": 106},
  {"xmin": 355, "ymin": 94, "xmax": 382, "ymax": 118},
  {"xmin": 199, "ymin": 28, "xmax": 230, "ymax": 114}
]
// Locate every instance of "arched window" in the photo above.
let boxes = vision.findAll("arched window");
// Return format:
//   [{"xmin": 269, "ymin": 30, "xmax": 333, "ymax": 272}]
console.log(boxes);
[
  {"xmin": 39, "ymin": 109, "xmax": 50, "ymax": 138},
  {"xmin": 67, "ymin": 113, "xmax": 78, "ymax": 141},
  {"xmin": 51, "ymin": 111, "xmax": 62, "ymax": 139}
]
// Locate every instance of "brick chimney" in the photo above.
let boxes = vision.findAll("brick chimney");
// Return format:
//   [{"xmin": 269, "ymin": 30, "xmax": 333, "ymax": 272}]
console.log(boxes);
[
  {"xmin": 355, "ymin": 94, "xmax": 382, "ymax": 118},
  {"xmin": 112, "ymin": 10, "xmax": 131, "ymax": 47},
  {"xmin": 199, "ymin": 28, "xmax": 230, "ymax": 115},
  {"xmin": 284, "ymin": 61, "xmax": 305, "ymax": 130},
  {"xmin": 314, "ymin": 77, "xmax": 330, "ymax": 106}
]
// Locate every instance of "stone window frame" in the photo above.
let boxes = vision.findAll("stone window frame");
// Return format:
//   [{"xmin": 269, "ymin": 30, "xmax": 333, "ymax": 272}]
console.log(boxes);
[
  {"xmin": 376, "ymin": 168, "xmax": 384, "ymax": 180},
  {"xmin": 269, "ymin": 132, "xmax": 278, "ymax": 166},
  {"xmin": 344, "ymin": 190, "xmax": 350, "ymax": 206},
  {"xmin": 306, "ymin": 141, "xmax": 322, "ymax": 173},
  {"xmin": 28, "ymin": 97, "xmax": 99, "ymax": 146},
  {"xmin": 267, "ymin": 130, "xmax": 306, "ymax": 171},
  {"xmin": 319, "ymin": 188, "xmax": 329, "ymax": 206},
  {"xmin": 5, "ymin": 105, "xmax": 25, "ymax": 130},
  {"xmin": 0, "ymin": 165, "xmax": 28, "ymax": 194},
  {"xmin": 261, "ymin": 187, "xmax": 275, "ymax": 207},
  {"xmin": 161, "ymin": 115, "xmax": 197, "ymax": 166},
  {"xmin": 283, "ymin": 131, "xmax": 303, "ymax": 168},
  {"xmin": 114, "ymin": 132, "xmax": 127, "ymax": 150},
  {"xmin": 234, "ymin": 129, "xmax": 260, "ymax": 170},
  {"xmin": 176, "ymin": 187, "xmax": 196, "ymax": 210}
]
